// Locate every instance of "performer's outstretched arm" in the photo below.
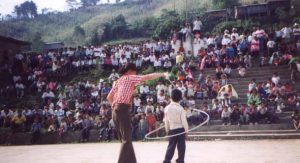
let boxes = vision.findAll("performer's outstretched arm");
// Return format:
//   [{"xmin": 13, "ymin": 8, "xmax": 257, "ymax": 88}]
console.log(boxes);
[{"xmin": 141, "ymin": 73, "xmax": 168, "ymax": 82}]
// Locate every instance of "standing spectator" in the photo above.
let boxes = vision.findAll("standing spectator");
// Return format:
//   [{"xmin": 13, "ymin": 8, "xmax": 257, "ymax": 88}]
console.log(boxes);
[
  {"xmin": 267, "ymin": 38, "xmax": 276, "ymax": 57},
  {"xmin": 138, "ymin": 114, "xmax": 148, "ymax": 140},
  {"xmin": 81, "ymin": 114, "xmax": 92, "ymax": 142},
  {"xmin": 193, "ymin": 16, "xmax": 203, "ymax": 34},
  {"xmin": 293, "ymin": 23, "xmax": 300, "ymax": 42},
  {"xmin": 146, "ymin": 112, "xmax": 156, "ymax": 133},
  {"xmin": 31, "ymin": 117, "xmax": 42, "ymax": 144}
]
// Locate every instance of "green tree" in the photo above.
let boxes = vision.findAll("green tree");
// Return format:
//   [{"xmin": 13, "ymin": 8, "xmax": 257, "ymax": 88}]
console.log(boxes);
[
  {"xmin": 90, "ymin": 29, "xmax": 101, "ymax": 45},
  {"xmin": 14, "ymin": 1, "xmax": 38, "ymax": 18},
  {"xmin": 153, "ymin": 9, "xmax": 183, "ymax": 39},
  {"xmin": 66, "ymin": 0, "xmax": 80, "ymax": 10},
  {"xmin": 74, "ymin": 25, "xmax": 85, "ymax": 36},
  {"xmin": 101, "ymin": 14, "xmax": 129, "ymax": 41},
  {"xmin": 81, "ymin": 0, "xmax": 100, "ymax": 7},
  {"xmin": 212, "ymin": 0, "xmax": 239, "ymax": 9},
  {"xmin": 31, "ymin": 32, "xmax": 44, "ymax": 52}
]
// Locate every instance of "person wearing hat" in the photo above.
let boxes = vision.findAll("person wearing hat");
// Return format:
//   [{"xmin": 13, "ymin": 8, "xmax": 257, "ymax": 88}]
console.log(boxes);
[
  {"xmin": 231, "ymin": 28, "xmax": 239, "ymax": 41},
  {"xmin": 107, "ymin": 63, "xmax": 168, "ymax": 163}
]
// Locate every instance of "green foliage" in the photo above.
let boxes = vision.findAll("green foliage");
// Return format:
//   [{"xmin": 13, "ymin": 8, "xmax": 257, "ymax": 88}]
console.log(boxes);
[
  {"xmin": 90, "ymin": 29, "xmax": 101, "ymax": 45},
  {"xmin": 101, "ymin": 14, "xmax": 129, "ymax": 41},
  {"xmin": 212, "ymin": 0, "xmax": 239, "ymax": 9},
  {"xmin": 66, "ymin": 0, "xmax": 81, "ymax": 10},
  {"xmin": 31, "ymin": 32, "xmax": 44, "ymax": 52},
  {"xmin": 153, "ymin": 9, "xmax": 183, "ymax": 39},
  {"xmin": 81, "ymin": 0, "xmax": 100, "ymax": 7},
  {"xmin": 275, "ymin": 7, "xmax": 288, "ymax": 21},
  {"xmin": 212, "ymin": 19, "xmax": 260, "ymax": 34},
  {"xmin": 14, "ymin": 1, "xmax": 38, "ymax": 19},
  {"xmin": 141, "ymin": 66, "xmax": 154, "ymax": 75}
]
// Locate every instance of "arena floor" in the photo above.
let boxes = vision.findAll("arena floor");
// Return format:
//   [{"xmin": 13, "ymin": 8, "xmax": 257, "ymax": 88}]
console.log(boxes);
[{"xmin": 0, "ymin": 140, "xmax": 300, "ymax": 163}]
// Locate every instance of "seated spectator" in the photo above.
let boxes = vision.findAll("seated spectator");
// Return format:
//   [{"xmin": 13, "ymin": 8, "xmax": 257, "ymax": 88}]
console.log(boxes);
[
  {"xmin": 157, "ymin": 90, "xmax": 166, "ymax": 105},
  {"xmin": 11, "ymin": 109, "xmax": 26, "ymax": 133},
  {"xmin": 140, "ymin": 83, "xmax": 150, "ymax": 102},
  {"xmin": 291, "ymin": 110, "xmax": 300, "ymax": 130},
  {"xmin": 240, "ymin": 104, "xmax": 250, "ymax": 124},
  {"xmin": 257, "ymin": 103, "xmax": 270, "ymax": 123},
  {"xmin": 215, "ymin": 65, "xmax": 223, "ymax": 80},
  {"xmin": 0, "ymin": 106, "xmax": 14, "ymax": 127},
  {"xmin": 248, "ymin": 104, "xmax": 258, "ymax": 125},
  {"xmin": 223, "ymin": 64, "xmax": 232, "ymax": 78},
  {"xmin": 237, "ymin": 65, "xmax": 246, "ymax": 77},
  {"xmin": 247, "ymin": 89, "xmax": 261, "ymax": 107},
  {"xmin": 271, "ymin": 72, "xmax": 280, "ymax": 86},
  {"xmin": 221, "ymin": 106, "xmax": 231, "ymax": 125},
  {"xmin": 230, "ymin": 104, "xmax": 241, "ymax": 125},
  {"xmin": 108, "ymin": 69, "xmax": 120, "ymax": 82}
]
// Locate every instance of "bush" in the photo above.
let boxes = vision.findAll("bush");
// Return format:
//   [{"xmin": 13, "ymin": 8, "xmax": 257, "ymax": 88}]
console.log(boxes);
[
  {"xmin": 212, "ymin": 19, "xmax": 260, "ymax": 34},
  {"xmin": 141, "ymin": 66, "xmax": 155, "ymax": 75}
]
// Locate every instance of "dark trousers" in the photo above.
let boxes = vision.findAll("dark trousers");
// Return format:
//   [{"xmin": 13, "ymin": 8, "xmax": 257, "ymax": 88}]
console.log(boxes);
[
  {"xmin": 112, "ymin": 104, "xmax": 137, "ymax": 163},
  {"xmin": 164, "ymin": 128, "xmax": 186, "ymax": 163}
]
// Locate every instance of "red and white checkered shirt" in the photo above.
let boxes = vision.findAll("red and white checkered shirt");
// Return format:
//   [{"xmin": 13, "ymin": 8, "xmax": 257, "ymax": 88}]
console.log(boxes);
[{"xmin": 109, "ymin": 75, "xmax": 142, "ymax": 106}]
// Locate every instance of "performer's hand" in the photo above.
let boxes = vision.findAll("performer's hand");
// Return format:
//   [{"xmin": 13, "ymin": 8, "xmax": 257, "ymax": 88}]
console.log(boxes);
[{"xmin": 164, "ymin": 72, "xmax": 170, "ymax": 79}]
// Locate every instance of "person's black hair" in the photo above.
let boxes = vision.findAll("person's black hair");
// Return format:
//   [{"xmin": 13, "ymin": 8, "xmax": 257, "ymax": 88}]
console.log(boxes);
[
  {"xmin": 118, "ymin": 63, "xmax": 137, "ymax": 75},
  {"xmin": 171, "ymin": 89, "xmax": 182, "ymax": 102}
]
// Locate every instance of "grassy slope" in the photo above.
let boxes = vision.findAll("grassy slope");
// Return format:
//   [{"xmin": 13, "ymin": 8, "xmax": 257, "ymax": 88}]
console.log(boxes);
[
  {"xmin": 0, "ymin": 0, "xmax": 211, "ymax": 45},
  {"xmin": 0, "ymin": 0, "xmax": 261, "ymax": 45}
]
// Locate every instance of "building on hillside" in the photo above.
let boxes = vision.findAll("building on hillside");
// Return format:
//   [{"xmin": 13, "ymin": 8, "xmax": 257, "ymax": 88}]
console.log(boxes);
[
  {"xmin": 0, "ymin": 35, "xmax": 31, "ymax": 63},
  {"xmin": 235, "ymin": 0, "xmax": 291, "ymax": 19},
  {"xmin": 43, "ymin": 42, "xmax": 64, "ymax": 52}
]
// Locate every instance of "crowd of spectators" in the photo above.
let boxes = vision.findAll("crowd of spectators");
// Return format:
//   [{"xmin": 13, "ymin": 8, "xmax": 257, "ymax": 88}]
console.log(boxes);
[{"xmin": 0, "ymin": 21, "xmax": 300, "ymax": 143}]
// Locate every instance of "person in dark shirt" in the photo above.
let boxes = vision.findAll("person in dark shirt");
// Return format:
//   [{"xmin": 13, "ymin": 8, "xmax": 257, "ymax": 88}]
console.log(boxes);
[{"xmin": 31, "ymin": 117, "xmax": 42, "ymax": 144}]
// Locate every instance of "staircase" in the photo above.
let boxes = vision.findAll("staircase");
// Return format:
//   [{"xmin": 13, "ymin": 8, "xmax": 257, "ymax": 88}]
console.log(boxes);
[
  {"xmin": 188, "ymin": 60, "xmax": 300, "ymax": 140},
  {"xmin": 194, "ymin": 64, "xmax": 293, "ymax": 105}
]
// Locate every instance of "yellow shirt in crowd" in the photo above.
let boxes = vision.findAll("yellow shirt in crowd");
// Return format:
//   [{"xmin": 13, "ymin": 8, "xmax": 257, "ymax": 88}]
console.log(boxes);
[{"xmin": 12, "ymin": 115, "xmax": 26, "ymax": 124}]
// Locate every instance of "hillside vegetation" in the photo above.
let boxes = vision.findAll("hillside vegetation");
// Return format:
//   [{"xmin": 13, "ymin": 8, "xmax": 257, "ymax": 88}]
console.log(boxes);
[
  {"xmin": 0, "ymin": 0, "xmax": 209, "ymax": 46},
  {"xmin": 0, "ymin": 0, "xmax": 299, "ymax": 48}
]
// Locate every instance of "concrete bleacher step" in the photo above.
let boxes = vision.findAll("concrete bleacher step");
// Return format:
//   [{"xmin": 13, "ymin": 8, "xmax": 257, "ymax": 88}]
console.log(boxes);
[
  {"xmin": 188, "ymin": 129, "xmax": 298, "ymax": 135},
  {"xmin": 193, "ymin": 124, "xmax": 293, "ymax": 132},
  {"xmin": 187, "ymin": 131, "xmax": 300, "ymax": 140},
  {"xmin": 186, "ymin": 123, "xmax": 299, "ymax": 140}
]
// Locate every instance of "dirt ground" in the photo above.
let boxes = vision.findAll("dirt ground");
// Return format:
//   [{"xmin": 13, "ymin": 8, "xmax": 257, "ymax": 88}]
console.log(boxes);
[{"xmin": 0, "ymin": 140, "xmax": 300, "ymax": 163}]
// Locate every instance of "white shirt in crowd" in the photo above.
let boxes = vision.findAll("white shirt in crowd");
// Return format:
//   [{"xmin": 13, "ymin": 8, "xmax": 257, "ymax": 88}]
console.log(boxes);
[
  {"xmin": 164, "ymin": 102, "xmax": 189, "ymax": 132},
  {"xmin": 272, "ymin": 76, "xmax": 280, "ymax": 85},
  {"xmin": 140, "ymin": 85, "xmax": 150, "ymax": 94},
  {"xmin": 267, "ymin": 40, "xmax": 276, "ymax": 48},
  {"xmin": 193, "ymin": 20, "xmax": 203, "ymax": 31}
]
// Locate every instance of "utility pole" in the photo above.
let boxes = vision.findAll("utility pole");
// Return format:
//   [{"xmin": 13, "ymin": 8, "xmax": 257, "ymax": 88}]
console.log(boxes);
[
  {"xmin": 185, "ymin": 0, "xmax": 188, "ymax": 23},
  {"xmin": 173, "ymin": 0, "xmax": 176, "ymax": 11}
]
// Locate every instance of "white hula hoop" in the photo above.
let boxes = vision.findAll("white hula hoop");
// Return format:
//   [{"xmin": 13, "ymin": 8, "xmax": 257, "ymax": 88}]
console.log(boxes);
[{"xmin": 145, "ymin": 108, "xmax": 210, "ymax": 140}]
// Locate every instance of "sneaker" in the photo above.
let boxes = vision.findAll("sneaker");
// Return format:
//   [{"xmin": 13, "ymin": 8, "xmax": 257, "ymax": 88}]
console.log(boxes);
[
  {"xmin": 249, "ymin": 123, "xmax": 253, "ymax": 125},
  {"xmin": 255, "ymin": 122, "xmax": 258, "ymax": 125}
]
